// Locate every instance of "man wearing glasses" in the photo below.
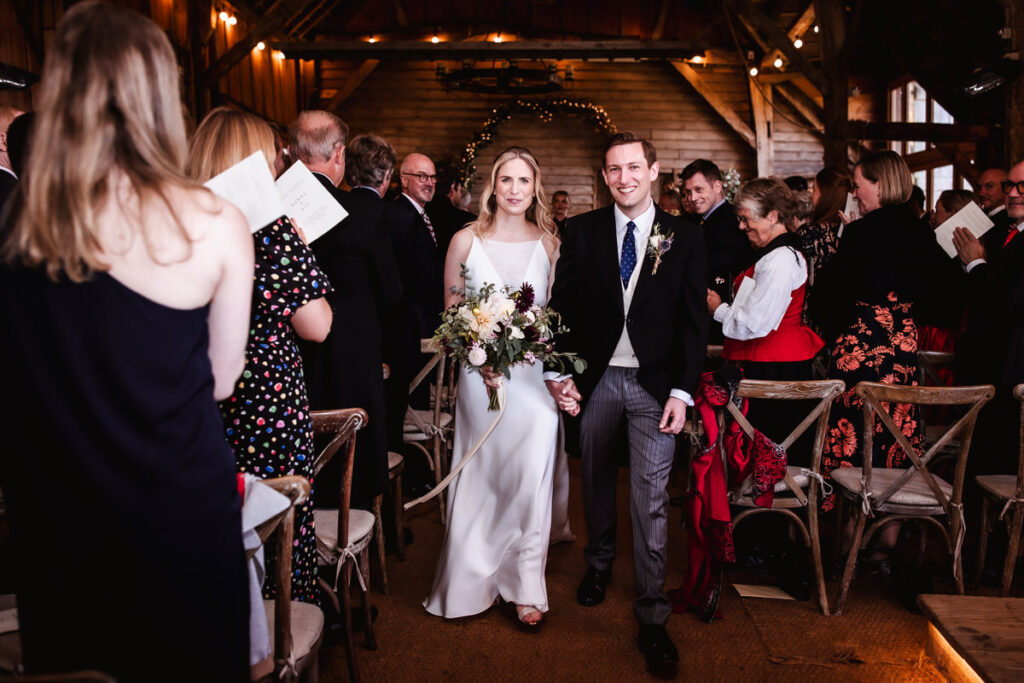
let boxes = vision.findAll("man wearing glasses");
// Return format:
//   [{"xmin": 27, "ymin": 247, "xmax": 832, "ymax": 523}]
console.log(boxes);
[{"xmin": 953, "ymin": 160, "xmax": 1024, "ymax": 477}]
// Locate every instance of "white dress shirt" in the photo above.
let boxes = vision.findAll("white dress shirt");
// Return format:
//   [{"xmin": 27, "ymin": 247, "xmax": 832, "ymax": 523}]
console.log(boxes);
[
  {"xmin": 966, "ymin": 219, "xmax": 1024, "ymax": 273},
  {"xmin": 713, "ymin": 247, "xmax": 807, "ymax": 339}
]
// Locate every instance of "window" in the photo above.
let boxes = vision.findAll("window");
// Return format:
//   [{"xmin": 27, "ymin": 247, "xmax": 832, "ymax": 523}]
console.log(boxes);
[{"xmin": 886, "ymin": 79, "xmax": 969, "ymax": 211}]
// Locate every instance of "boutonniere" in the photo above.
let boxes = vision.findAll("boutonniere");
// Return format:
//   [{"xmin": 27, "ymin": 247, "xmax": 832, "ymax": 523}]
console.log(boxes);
[{"xmin": 647, "ymin": 222, "xmax": 674, "ymax": 274}]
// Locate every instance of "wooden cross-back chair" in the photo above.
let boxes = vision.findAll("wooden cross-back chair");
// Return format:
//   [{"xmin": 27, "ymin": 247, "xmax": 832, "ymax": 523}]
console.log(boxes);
[
  {"xmin": 403, "ymin": 339, "xmax": 456, "ymax": 523},
  {"xmin": 973, "ymin": 384, "xmax": 1024, "ymax": 596},
  {"xmin": 252, "ymin": 475, "xmax": 322, "ymax": 683},
  {"xmin": 831, "ymin": 382, "xmax": 994, "ymax": 616},
  {"xmin": 722, "ymin": 378, "xmax": 845, "ymax": 616},
  {"xmin": 310, "ymin": 408, "xmax": 375, "ymax": 683}
]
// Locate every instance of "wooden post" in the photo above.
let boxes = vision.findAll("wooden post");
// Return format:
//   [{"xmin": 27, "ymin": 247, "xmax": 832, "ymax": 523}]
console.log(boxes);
[
  {"xmin": 671, "ymin": 61, "xmax": 756, "ymax": 149},
  {"xmin": 1007, "ymin": 0, "xmax": 1024, "ymax": 164},
  {"xmin": 188, "ymin": 0, "xmax": 214, "ymax": 122},
  {"xmin": 749, "ymin": 79, "xmax": 774, "ymax": 176},
  {"xmin": 814, "ymin": 0, "xmax": 849, "ymax": 168}
]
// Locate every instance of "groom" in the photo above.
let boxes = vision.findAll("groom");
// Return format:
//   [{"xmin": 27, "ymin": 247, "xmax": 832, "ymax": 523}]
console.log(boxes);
[{"xmin": 546, "ymin": 133, "xmax": 708, "ymax": 675}]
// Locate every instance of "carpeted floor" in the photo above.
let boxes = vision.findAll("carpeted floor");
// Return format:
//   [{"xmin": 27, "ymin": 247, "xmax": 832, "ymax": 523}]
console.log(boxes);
[{"xmin": 319, "ymin": 457, "xmax": 944, "ymax": 682}]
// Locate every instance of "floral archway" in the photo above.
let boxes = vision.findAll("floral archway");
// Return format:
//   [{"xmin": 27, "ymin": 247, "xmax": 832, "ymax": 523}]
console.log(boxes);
[{"xmin": 457, "ymin": 97, "xmax": 618, "ymax": 188}]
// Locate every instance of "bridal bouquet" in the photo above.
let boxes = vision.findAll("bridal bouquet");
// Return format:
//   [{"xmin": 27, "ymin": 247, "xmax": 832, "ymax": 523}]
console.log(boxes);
[{"xmin": 433, "ymin": 270, "xmax": 586, "ymax": 410}]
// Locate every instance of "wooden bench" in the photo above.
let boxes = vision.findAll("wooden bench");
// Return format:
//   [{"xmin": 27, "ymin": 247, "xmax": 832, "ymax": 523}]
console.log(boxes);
[{"xmin": 918, "ymin": 594, "xmax": 1024, "ymax": 682}]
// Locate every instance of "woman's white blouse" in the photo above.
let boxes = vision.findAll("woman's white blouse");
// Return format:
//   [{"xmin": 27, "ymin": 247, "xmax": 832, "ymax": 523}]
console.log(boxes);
[{"xmin": 712, "ymin": 247, "xmax": 808, "ymax": 341}]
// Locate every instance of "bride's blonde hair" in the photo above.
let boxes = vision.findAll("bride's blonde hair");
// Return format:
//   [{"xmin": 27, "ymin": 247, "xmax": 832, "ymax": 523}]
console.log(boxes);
[
  {"xmin": 467, "ymin": 146, "xmax": 557, "ymax": 239},
  {"xmin": 3, "ymin": 1, "xmax": 196, "ymax": 281}
]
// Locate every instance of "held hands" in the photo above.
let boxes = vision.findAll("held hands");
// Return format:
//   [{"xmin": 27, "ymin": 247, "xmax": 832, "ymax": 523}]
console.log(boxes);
[
  {"xmin": 952, "ymin": 226, "xmax": 985, "ymax": 265},
  {"xmin": 706, "ymin": 288, "xmax": 722, "ymax": 314},
  {"xmin": 659, "ymin": 397, "xmax": 687, "ymax": 435},
  {"xmin": 545, "ymin": 377, "xmax": 582, "ymax": 417}
]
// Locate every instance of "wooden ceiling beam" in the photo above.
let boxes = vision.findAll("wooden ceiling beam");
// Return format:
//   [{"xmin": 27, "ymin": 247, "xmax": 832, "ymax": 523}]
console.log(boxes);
[
  {"xmin": 761, "ymin": 4, "xmax": 816, "ymax": 69},
  {"xmin": 275, "ymin": 39, "xmax": 706, "ymax": 61},
  {"xmin": 725, "ymin": 0, "xmax": 827, "ymax": 93},
  {"xmin": 325, "ymin": 59, "xmax": 379, "ymax": 110},
  {"xmin": 670, "ymin": 61, "xmax": 756, "ymax": 149},
  {"xmin": 845, "ymin": 121, "xmax": 992, "ymax": 143},
  {"xmin": 652, "ymin": 0, "xmax": 671, "ymax": 41},
  {"xmin": 201, "ymin": 0, "xmax": 313, "ymax": 88},
  {"xmin": 774, "ymin": 82, "xmax": 824, "ymax": 133}
]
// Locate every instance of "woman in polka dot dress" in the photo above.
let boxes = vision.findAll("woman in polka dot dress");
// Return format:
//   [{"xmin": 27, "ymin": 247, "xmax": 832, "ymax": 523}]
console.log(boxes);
[{"xmin": 189, "ymin": 107, "xmax": 334, "ymax": 604}]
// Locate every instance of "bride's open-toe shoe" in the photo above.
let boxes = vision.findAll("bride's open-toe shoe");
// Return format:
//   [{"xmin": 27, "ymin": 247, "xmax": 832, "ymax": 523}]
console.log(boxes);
[{"xmin": 514, "ymin": 604, "xmax": 544, "ymax": 632}]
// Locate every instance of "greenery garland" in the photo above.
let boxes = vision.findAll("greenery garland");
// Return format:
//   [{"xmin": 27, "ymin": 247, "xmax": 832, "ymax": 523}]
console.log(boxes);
[{"xmin": 458, "ymin": 97, "xmax": 618, "ymax": 188}]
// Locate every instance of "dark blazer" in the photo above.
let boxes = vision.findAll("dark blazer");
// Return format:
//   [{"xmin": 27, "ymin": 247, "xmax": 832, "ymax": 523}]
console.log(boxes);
[
  {"xmin": 702, "ymin": 200, "xmax": 752, "ymax": 296},
  {"xmin": 982, "ymin": 207, "xmax": 1014, "ymax": 261},
  {"xmin": 384, "ymin": 195, "xmax": 446, "ymax": 340},
  {"xmin": 425, "ymin": 196, "xmax": 475, "ymax": 254},
  {"xmin": 957, "ymin": 225, "xmax": 1024, "ymax": 389},
  {"xmin": 550, "ymin": 205, "xmax": 709, "ymax": 404},
  {"xmin": 810, "ymin": 203, "xmax": 932, "ymax": 344},
  {"xmin": 303, "ymin": 174, "xmax": 402, "ymax": 509}
]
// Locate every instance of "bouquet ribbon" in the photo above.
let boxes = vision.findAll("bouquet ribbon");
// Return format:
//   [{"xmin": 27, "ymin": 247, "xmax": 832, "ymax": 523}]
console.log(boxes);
[{"xmin": 403, "ymin": 382, "xmax": 507, "ymax": 511}]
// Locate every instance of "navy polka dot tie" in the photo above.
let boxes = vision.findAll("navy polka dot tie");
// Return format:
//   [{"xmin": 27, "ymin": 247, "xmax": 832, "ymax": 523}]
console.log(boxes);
[{"xmin": 620, "ymin": 220, "xmax": 637, "ymax": 289}]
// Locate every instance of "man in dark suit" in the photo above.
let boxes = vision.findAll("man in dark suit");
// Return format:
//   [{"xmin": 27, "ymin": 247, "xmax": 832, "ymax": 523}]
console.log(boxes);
[
  {"xmin": 547, "ymin": 133, "xmax": 708, "ymax": 676},
  {"xmin": 954, "ymin": 159, "xmax": 1024, "ymax": 476},
  {"xmin": 289, "ymin": 111, "xmax": 402, "ymax": 511},
  {"xmin": 978, "ymin": 167, "xmax": 1013, "ymax": 258}
]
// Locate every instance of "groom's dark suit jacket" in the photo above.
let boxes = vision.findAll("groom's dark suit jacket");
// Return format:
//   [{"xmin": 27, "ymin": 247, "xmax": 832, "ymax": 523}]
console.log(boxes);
[{"xmin": 549, "ymin": 204, "xmax": 709, "ymax": 404}]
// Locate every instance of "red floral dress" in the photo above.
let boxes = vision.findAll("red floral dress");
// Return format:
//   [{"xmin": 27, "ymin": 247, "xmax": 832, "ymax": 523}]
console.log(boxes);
[{"xmin": 822, "ymin": 292, "xmax": 921, "ymax": 509}]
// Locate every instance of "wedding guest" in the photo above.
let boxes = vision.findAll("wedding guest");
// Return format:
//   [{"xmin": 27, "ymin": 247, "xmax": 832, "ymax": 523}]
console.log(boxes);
[
  {"xmin": 708, "ymin": 178, "xmax": 823, "ymax": 462},
  {"xmin": 188, "ymin": 106, "xmax": 333, "ymax": 605},
  {"xmin": 953, "ymin": 159, "xmax": 1024, "ymax": 475},
  {"xmin": 811, "ymin": 151, "xmax": 931, "ymax": 513},
  {"xmin": 916, "ymin": 190, "xmax": 975, "ymax": 362},
  {"xmin": 291, "ymin": 110, "xmax": 401, "ymax": 511},
  {"xmin": 784, "ymin": 175, "xmax": 808, "ymax": 192},
  {"xmin": 796, "ymin": 166, "xmax": 851, "ymax": 285},
  {"xmin": 0, "ymin": 3, "xmax": 253, "ymax": 679},
  {"xmin": 658, "ymin": 188, "xmax": 682, "ymax": 216},
  {"xmin": 0, "ymin": 106, "xmax": 22, "ymax": 210},
  {"xmin": 977, "ymin": 167, "xmax": 1013, "ymax": 257},
  {"xmin": 682, "ymin": 158, "xmax": 752, "ymax": 313},
  {"xmin": 552, "ymin": 189, "xmax": 571, "ymax": 233}
]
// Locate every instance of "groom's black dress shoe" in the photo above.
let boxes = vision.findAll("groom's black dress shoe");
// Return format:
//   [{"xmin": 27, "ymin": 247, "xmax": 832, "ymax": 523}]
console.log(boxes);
[
  {"xmin": 638, "ymin": 624, "xmax": 679, "ymax": 677},
  {"xmin": 576, "ymin": 566, "xmax": 612, "ymax": 606}
]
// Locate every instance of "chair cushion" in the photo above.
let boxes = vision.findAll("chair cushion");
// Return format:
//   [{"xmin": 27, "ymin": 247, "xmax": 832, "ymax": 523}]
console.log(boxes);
[
  {"xmin": 313, "ymin": 509, "xmax": 375, "ymax": 550},
  {"xmin": 976, "ymin": 474, "xmax": 1019, "ymax": 501},
  {"xmin": 831, "ymin": 467, "xmax": 953, "ymax": 507},
  {"xmin": 388, "ymin": 451, "xmax": 404, "ymax": 470},
  {"xmin": 403, "ymin": 410, "xmax": 453, "ymax": 438},
  {"xmin": 263, "ymin": 599, "xmax": 324, "ymax": 662}
]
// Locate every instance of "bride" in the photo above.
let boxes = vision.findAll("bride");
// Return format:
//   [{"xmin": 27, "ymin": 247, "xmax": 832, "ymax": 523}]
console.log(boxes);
[{"xmin": 424, "ymin": 147, "xmax": 578, "ymax": 628}]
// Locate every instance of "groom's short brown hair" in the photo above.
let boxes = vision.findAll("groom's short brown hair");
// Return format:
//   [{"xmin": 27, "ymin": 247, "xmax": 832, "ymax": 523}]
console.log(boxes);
[{"xmin": 604, "ymin": 132, "xmax": 656, "ymax": 168}]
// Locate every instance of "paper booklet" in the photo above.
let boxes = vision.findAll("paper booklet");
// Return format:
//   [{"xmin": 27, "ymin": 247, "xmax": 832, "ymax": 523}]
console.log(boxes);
[
  {"xmin": 203, "ymin": 151, "xmax": 286, "ymax": 233},
  {"xmin": 933, "ymin": 201, "xmax": 994, "ymax": 259},
  {"xmin": 839, "ymin": 193, "xmax": 860, "ymax": 239},
  {"xmin": 274, "ymin": 160, "xmax": 348, "ymax": 244}
]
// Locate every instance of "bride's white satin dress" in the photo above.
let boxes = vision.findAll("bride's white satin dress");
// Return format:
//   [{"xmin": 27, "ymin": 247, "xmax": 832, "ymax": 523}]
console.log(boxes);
[{"xmin": 424, "ymin": 236, "xmax": 570, "ymax": 618}]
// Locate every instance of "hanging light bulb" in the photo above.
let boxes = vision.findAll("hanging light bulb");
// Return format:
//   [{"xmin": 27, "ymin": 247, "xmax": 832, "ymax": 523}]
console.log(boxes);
[
  {"xmin": 494, "ymin": 32, "xmax": 503, "ymax": 43},
  {"xmin": 773, "ymin": 57, "xmax": 784, "ymax": 69},
  {"xmin": 227, "ymin": 15, "xmax": 237, "ymax": 26},
  {"xmin": 813, "ymin": 24, "xmax": 820, "ymax": 33},
  {"xmin": 794, "ymin": 38, "xmax": 804, "ymax": 49},
  {"xmin": 692, "ymin": 55, "xmax": 703, "ymax": 64},
  {"xmin": 431, "ymin": 35, "xmax": 440, "ymax": 44},
  {"xmin": 368, "ymin": 36, "xmax": 377, "ymax": 43},
  {"xmin": 218, "ymin": 11, "xmax": 229, "ymax": 22},
  {"xmin": 749, "ymin": 66, "xmax": 759, "ymax": 77},
  {"xmin": 256, "ymin": 41, "xmax": 265, "ymax": 51}
]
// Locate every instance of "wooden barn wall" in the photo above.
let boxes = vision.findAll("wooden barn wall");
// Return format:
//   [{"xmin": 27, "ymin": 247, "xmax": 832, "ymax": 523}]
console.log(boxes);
[
  {"xmin": 0, "ymin": 0, "xmax": 302, "ymax": 127},
  {"xmin": 329, "ymin": 60, "xmax": 771, "ymax": 214}
]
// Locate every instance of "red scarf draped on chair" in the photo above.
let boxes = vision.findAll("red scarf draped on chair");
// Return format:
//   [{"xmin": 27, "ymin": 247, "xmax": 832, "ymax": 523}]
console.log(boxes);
[{"xmin": 669, "ymin": 368, "xmax": 787, "ymax": 621}]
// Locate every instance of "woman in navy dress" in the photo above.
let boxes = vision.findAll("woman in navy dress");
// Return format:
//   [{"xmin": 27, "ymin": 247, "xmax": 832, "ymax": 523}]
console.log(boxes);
[
  {"xmin": 0, "ymin": 3, "xmax": 254, "ymax": 680},
  {"xmin": 188, "ymin": 107, "xmax": 333, "ymax": 604}
]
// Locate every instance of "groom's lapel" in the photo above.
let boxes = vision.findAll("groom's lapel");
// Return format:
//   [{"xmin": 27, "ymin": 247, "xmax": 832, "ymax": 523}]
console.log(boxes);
[
  {"xmin": 629, "ymin": 207, "xmax": 669, "ymax": 314},
  {"xmin": 587, "ymin": 205, "xmax": 625, "ymax": 315}
]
